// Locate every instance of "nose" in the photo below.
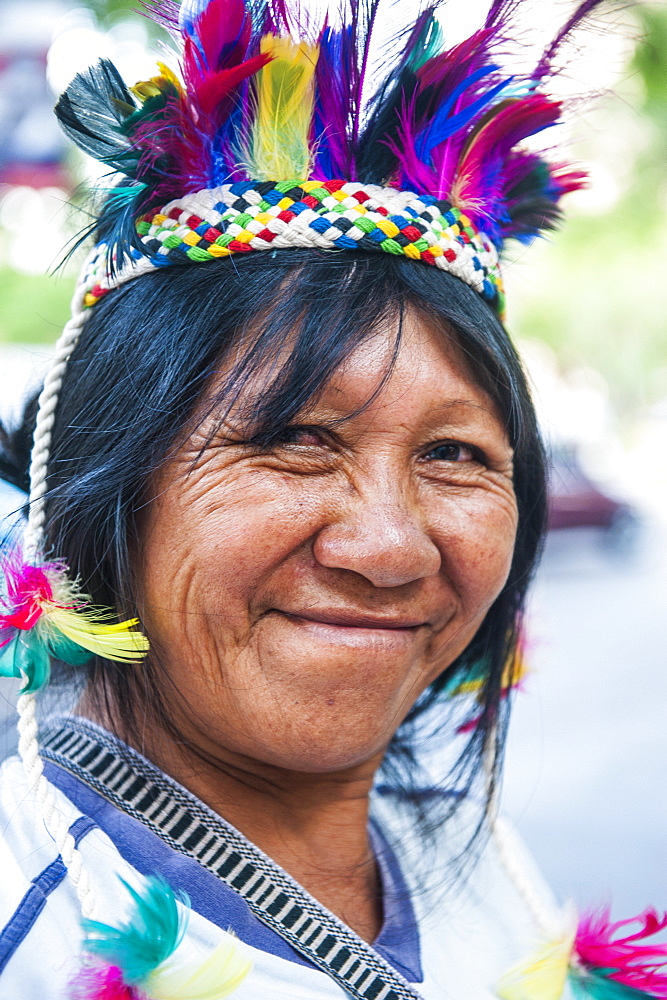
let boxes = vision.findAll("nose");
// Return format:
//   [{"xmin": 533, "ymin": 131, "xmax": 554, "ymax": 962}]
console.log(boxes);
[{"xmin": 312, "ymin": 489, "xmax": 442, "ymax": 589}]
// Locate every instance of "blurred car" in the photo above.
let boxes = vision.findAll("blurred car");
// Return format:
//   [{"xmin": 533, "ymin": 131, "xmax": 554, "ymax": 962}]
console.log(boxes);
[{"xmin": 547, "ymin": 448, "xmax": 638, "ymax": 541}]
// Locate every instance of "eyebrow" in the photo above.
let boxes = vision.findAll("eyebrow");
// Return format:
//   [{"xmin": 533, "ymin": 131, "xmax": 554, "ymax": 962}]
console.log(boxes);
[{"xmin": 298, "ymin": 397, "xmax": 500, "ymax": 426}]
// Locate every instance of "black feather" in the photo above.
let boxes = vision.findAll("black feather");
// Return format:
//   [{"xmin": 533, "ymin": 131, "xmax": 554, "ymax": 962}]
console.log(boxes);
[
  {"xmin": 55, "ymin": 59, "xmax": 139, "ymax": 172},
  {"xmin": 54, "ymin": 60, "xmax": 155, "ymax": 267},
  {"xmin": 357, "ymin": 10, "xmax": 441, "ymax": 185}
]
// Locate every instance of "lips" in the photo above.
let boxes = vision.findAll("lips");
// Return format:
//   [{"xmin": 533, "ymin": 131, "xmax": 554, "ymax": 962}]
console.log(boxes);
[{"xmin": 279, "ymin": 609, "xmax": 427, "ymax": 630}]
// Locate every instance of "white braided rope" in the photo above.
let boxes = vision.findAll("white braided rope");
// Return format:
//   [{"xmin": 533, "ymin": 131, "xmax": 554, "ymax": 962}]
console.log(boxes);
[
  {"xmin": 16, "ymin": 691, "xmax": 96, "ymax": 917},
  {"xmin": 492, "ymin": 814, "xmax": 562, "ymax": 939},
  {"xmin": 481, "ymin": 718, "xmax": 562, "ymax": 941},
  {"xmin": 18, "ymin": 259, "xmax": 97, "ymax": 919},
  {"xmin": 24, "ymin": 272, "xmax": 91, "ymax": 557}
]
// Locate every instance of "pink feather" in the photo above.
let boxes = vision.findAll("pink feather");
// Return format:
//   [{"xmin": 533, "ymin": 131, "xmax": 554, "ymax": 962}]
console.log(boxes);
[
  {"xmin": 575, "ymin": 909, "xmax": 667, "ymax": 997},
  {"xmin": 69, "ymin": 963, "xmax": 141, "ymax": 1000},
  {"xmin": 0, "ymin": 551, "xmax": 60, "ymax": 645},
  {"xmin": 452, "ymin": 95, "xmax": 561, "ymax": 221}
]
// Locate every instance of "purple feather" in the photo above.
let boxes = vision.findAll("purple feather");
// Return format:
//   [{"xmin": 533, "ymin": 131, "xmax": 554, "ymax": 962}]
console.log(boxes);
[
  {"xmin": 313, "ymin": 24, "xmax": 358, "ymax": 178},
  {"xmin": 138, "ymin": 0, "xmax": 181, "ymax": 32},
  {"xmin": 484, "ymin": 0, "xmax": 521, "ymax": 29},
  {"xmin": 311, "ymin": 1, "xmax": 382, "ymax": 179},
  {"xmin": 534, "ymin": 0, "xmax": 606, "ymax": 80}
]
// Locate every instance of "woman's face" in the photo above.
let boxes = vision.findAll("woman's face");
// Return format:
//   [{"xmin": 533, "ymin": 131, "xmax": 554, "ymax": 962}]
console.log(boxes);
[{"xmin": 139, "ymin": 309, "xmax": 518, "ymax": 773}]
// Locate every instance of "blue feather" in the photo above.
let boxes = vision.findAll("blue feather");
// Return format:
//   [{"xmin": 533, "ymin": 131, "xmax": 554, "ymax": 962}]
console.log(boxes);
[{"xmin": 415, "ymin": 70, "xmax": 510, "ymax": 162}]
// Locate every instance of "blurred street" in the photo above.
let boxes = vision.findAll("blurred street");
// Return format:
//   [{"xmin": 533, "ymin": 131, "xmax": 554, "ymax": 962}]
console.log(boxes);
[{"xmin": 505, "ymin": 520, "xmax": 667, "ymax": 918}]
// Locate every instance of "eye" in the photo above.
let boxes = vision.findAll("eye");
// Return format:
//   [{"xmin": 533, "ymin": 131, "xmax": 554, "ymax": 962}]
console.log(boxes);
[
  {"xmin": 277, "ymin": 425, "xmax": 329, "ymax": 447},
  {"xmin": 423, "ymin": 441, "xmax": 478, "ymax": 463}
]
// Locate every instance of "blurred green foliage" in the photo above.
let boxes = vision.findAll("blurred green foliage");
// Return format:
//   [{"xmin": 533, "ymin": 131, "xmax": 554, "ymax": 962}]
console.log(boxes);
[
  {"xmin": 80, "ymin": 0, "xmax": 157, "ymax": 28},
  {"xmin": 0, "ymin": 269, "xmax": 73, "ymax": 344}
]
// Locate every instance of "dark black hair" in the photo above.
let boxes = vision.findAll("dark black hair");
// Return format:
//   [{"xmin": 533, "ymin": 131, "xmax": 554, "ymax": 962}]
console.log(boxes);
[{"xmin": 1, "ymin": 249, "xmax": 547, "ymax": 842}]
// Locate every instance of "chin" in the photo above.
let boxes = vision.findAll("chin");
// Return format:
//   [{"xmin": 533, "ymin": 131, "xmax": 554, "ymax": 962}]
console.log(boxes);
[
  {"xmin": 244, "ymin": 726, "xmax": 392, "ymax": 774},
  {"xmin": 221, "ymin": 684, "xmax": 409, "ymax": 774}
]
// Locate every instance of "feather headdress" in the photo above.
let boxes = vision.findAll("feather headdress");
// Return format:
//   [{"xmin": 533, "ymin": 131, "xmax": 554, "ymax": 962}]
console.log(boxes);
[{"xmin": 54, "ymin": 0, "xmax": 605, "ymax": 313}]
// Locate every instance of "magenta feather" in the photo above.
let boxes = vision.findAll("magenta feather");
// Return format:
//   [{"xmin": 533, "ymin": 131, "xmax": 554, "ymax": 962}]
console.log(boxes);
[
  {"xmin": 0, "ymin": 553, "xmax": 56, "ymax": 644},
  {"xmin": 69, "ymin": 964, "xmax": 137, "ymax": 1000},
  {"xmin": 453, "ymin": 95, "xmax": 561, "ymax": 210},
  {"xmin": 391, "ymin": 31, "xmax": 509, "ymax": 198},
  {"xmin": 534, "ymin": 0, "xmax": 605, "ymax": 80},
  {"xmin": 575, "ymin": 909, "xmax": 667, "ymax": 997}
]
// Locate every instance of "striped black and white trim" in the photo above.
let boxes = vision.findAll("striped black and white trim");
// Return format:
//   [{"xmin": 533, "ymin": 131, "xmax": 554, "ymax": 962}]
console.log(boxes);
[{"xmin": 41, "ymin": 718, "xmax": 425, "ymax": 1000}]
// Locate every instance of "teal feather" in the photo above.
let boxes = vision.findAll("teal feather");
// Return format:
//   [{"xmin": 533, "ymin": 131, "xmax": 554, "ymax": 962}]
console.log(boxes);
[
  {"xmin": 407, "ymin": 13, "xmax": 445, "ymax": 71},
  {"xmin": 0, "ymin": 634, "xmax": 49, "ymax": 692},
  {"xmin": 48, "ymin": 632, "xmax": 92, "ymax": 667},
  {"xmin": 0, "ymin": 628, "xmax": 91, "ymax": 693},
  {"xmin": 570, "ymin": 967, "xmax": 660, "ymax": 1000},
  {"xmin": 81, "ymin": 876, "xmax": 189, "ymax": 986}
]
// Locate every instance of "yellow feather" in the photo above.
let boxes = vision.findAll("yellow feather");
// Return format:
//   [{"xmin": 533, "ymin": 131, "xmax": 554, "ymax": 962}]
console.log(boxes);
[
  {"xmin": 248, "ymin": 34, "xmax": 319, "ymax": 180},
  {"xmin": 131, "ymin": 62, "xmax": 183, "ymax": 102},
  {"xmin": 148, "ymin": 934, "xmax": 252, "ymax": 1000},
  {"xmin": 495, "ymin": 930, "xmax": 575, "ymax": 1000},
  {"xmin": 44, "ymin": 604, "xmax": 149, "ymax": 662}
]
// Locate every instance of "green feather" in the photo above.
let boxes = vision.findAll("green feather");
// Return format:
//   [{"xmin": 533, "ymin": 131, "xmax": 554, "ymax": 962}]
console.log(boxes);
[
  {"xmin": 570, "ymin": 968, "xmax": 656, "ymax": 1000},
  {"xmin": 121, "ymin": 86, "xmax": 180, "ymax": 135},
  {"xmin": 408, "ymin": 14, "xmax": 445, "ymax": 71},
  {"xmin": 82, "ymin": 876, "xmax": 189, "ymax": 986}
]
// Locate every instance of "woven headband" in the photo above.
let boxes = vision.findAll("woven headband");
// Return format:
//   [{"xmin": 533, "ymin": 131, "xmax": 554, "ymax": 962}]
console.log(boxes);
[{"xmin": 83, "ymin": 180, "xmax": 502, "ymax": 310}]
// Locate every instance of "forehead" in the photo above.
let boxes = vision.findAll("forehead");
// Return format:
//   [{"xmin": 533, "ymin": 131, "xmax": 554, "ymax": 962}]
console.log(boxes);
[{"xmin": 300, "ymin": 308, "xmax": 503, "ymax": 431}]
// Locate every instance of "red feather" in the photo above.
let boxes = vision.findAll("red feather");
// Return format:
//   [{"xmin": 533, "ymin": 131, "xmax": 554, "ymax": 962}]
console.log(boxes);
[{"xmin": 186, "ymin": 48, "xmax": 271, "ymax": 116}]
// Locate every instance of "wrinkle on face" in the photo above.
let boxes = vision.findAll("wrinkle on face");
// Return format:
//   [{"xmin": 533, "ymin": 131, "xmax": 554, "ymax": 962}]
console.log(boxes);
[{"xmin": 136, "ymin": 307, "xmax": 518, "ymax": 775}]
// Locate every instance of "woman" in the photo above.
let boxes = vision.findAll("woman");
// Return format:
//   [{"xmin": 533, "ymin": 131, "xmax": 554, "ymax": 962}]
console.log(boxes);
[{"xmin": 1, "ymin": 1, "xmax": 665, "ymax": 998}]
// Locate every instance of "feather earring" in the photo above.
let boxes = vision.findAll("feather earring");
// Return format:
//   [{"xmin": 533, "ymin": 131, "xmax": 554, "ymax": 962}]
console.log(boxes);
[
  {"xmin": 0, "ymin": 548, "xmax": 149, "ymax": 693},
  {"xmin": 496, "ymin": 909, "xmax": 667, "ymax": 1000},
  {"xmin": 70, "ymin": 876, "xmax": 252, "ymax": 1000}
]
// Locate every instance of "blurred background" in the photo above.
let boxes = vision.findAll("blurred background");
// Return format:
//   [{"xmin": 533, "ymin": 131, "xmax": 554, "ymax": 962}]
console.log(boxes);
[{"xmin": 0, "ymin": 0, "xmax": 665, "ymax": 921}]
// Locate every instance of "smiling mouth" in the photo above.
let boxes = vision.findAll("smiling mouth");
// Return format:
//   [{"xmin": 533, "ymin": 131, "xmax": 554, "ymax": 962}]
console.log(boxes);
[{"xmin": 279, "ymin": 610, "xmax": 427, "ymax": 631}]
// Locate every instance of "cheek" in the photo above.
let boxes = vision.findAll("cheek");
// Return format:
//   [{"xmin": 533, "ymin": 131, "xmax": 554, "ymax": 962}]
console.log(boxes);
[
  {"xmin": 431, "ymin": 488, "xmax": 518, "ymax": 613},
  {"xmin": 139, "ymin": 465, "xmax": 327, "ymax": 636}
]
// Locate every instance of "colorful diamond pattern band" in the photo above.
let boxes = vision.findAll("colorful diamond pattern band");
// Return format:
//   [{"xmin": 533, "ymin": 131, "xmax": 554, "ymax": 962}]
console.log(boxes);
[{"xmin": 82, "ymin": 180, "xmax": 504, "ymax": 313}]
